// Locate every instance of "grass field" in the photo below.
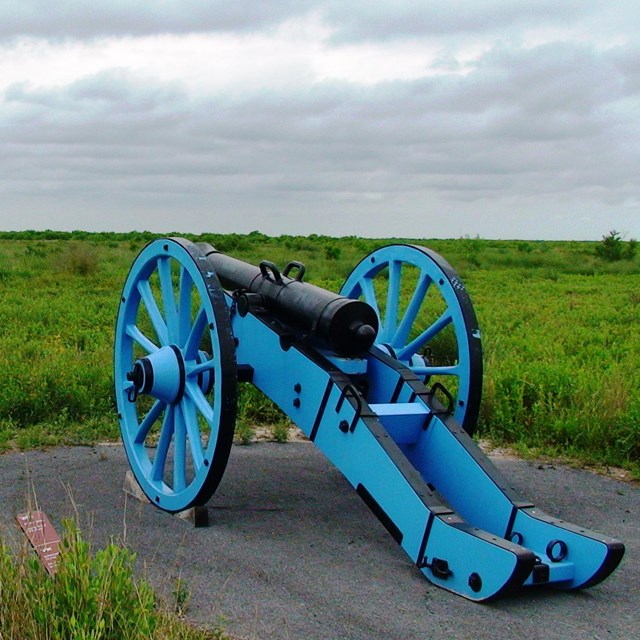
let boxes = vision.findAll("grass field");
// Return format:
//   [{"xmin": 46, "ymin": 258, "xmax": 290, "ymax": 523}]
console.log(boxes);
[{"xmin": 0, "ymin": 230, "xmax": 638, "ymax": 476}]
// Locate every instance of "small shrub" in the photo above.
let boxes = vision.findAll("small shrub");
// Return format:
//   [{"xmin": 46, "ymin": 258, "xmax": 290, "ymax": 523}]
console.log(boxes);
[
  {"xmin": 459, "ymin": 235, "xmax": 482, "ymax": 267},
  {"xmin": 24, "ymin": 243, "xmax": 47, "ymax": 258},
  {"xmin": 596, "ymin": 230, "xmax": 637, "ymax": 262},
  {"xmin": 324, "ymin": 245, "xmax": 341, "ymax": 260},
  {"xmin": 173, "ymin": 576, "xmax": 191, "ymax": 616},
  {"xmin": 234, "ymin": 421, "xmax": 255, "ymax": 445},
  {"xmin": 544, "ymin": 269, "xmax": 560, "ymax": 282},
  {"xmin": 62, "ymin": 243, "xmax": 99, "ymax": 276},
  {"xmin": 238, "ymin": 385, "xmax": 287, "ymax": 425},
  {"xmin": 271, "ymin": 422, "xmax": 290, "ymax": 443}
]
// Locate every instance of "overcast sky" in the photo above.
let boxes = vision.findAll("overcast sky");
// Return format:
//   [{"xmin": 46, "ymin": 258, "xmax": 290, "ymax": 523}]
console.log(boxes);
[{"xmin": 1, "ymin": 1, "xmax": 638, "ymax": 240}]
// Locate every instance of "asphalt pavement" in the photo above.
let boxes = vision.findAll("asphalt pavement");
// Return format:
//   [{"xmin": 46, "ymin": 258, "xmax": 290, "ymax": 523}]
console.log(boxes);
[{"xmin": 0, "ymin": 442, "xmax": 637, "ymax": 640}]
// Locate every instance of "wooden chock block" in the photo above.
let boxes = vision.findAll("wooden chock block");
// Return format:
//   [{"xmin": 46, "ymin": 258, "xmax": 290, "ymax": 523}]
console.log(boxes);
[
  {"xmin": 176, "ymin": 505, "xmax": 209, "ymax": 528},
  {"xmin": 123, "ymin": 470, "xmax": 209, "ymax": 527}
]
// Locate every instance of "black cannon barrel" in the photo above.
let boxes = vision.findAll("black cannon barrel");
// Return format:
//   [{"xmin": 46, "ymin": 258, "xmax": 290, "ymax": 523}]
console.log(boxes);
[{"xmin": 198, "ymin": 244, "xmax": 378, "ymax": 356}]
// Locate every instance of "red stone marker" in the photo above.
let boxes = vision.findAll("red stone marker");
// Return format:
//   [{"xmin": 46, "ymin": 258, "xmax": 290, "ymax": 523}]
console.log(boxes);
[{"xmin": 15, "ymin": 511, "xmax": 61, "ymax": 576}]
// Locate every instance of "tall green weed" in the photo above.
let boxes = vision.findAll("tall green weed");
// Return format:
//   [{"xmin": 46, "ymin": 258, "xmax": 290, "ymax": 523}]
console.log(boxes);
[{"xmin": 0, "ymin": 521, "xmax": 226, "ymax": 639}]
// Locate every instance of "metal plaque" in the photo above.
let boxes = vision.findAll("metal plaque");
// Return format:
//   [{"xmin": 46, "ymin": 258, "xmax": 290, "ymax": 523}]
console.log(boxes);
[{"xmin": 16, "ymin": 511, "xmax": 61, "ymax": 576}]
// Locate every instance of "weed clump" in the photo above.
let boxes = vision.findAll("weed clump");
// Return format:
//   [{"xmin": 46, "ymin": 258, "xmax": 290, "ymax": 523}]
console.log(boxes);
[
  {"xmin": 62, "ymin": 242, "xmax": 99, "ymax": 276},
  {"xmin": 0, "ymin": 522, "xmax": 227, "ymax": 639}
]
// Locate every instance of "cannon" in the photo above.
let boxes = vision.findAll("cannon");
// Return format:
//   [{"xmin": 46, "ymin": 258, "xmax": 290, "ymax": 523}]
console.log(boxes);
[{"xmin": 114, "ymin": 238, "xmax": 624, "ymax": 601}]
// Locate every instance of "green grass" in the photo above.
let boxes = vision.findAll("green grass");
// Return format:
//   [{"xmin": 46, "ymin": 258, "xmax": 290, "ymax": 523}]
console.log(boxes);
[
  {"xmin": 0, "ymin": 521, "xmax": 229, "ymax": 639},
  {"xmin": 475, "ymin": 270, "xmax": 640, "ymax": 472},
  {"xmin": 0, "ymin": 231, "xmax": 638, "ymax": 476}
]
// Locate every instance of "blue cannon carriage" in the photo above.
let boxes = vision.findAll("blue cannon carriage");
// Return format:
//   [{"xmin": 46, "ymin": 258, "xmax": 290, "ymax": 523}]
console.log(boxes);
[{"xmin": 114, "ymin": 238, "xmax": 623, "ymax": 601}]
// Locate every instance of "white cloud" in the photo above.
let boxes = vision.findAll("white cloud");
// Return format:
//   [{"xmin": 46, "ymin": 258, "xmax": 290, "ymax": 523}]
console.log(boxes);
[{"xmin": 0, "ymin": 2, "xmax": 639, "ymax": 239}]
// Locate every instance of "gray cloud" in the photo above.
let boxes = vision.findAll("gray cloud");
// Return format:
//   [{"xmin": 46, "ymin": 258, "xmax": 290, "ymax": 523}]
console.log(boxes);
[
  {"xmin": 320, "ymin": 0, "xmax": 605, "ymax": 41},
  {"xmin": 2, "ymin": 34, "xmax": 638, "ymax": 239},
  {"xmin": 1, "ymin": 1, "xmax": 639, "ymax": 238},
  {"xmin": 2, "ymin": 1, "xmax": 638, "ymax": 44},
  {"xmin": 0, "ymin": 1, "xmax": 312, "ymax": 40}
]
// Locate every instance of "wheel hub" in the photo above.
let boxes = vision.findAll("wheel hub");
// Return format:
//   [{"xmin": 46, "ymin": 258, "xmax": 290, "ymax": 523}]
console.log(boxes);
[
  {"xmin": 127, "ymin": 345, "xmax": 186, "ymax": 405},
  {"xmin": 377, "ymin": 343, "xmax": 428, "ymax": 369}
]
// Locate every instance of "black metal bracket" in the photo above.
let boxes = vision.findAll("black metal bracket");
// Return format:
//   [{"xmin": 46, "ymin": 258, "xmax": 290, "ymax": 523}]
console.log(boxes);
[
  {"xmin": 532, "ymin": 561, "xmax": 550, "ymax": 584},
  {"xmin": 423, "ymin": 382, "xmax": 455, "ymax": 430},
  {"xmin": 236, "ymin": 364, "xmax": 255, "ymax": 383},
  {"xmin": 335, "ymin": 384, "xmax": 363, "ymax": 433},
  {"xmin": 419, "ymin": 556, "xmax": 452, "ymax": 579}
]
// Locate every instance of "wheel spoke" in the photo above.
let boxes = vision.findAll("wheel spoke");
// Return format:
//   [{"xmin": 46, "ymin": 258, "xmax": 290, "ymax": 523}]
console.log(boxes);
[
  {"xmin": 185, "ymin": 380, "xmax": 214, "ymax": 424},
  {"xmin": 158, "ymin": 257, "xmax": 179, "ymax": 343},
  {"xmin": 187, "ymin": 358, "xmax": 215, "ymax": 377},
  {"xmin": 360, "ymin": 277, "xmax": 381, "ymax": 321},
  {"xmin": 184, "ymin": 305, "xmax": 207, "ymax": 358},
  {"xmin": 397, "ymin": 311, "xmax": 453, "ymax": 360},
  {"xmin": 391, "ymin": 271, "xmax": 432, "ymax": 349},
  {"xmin": 151, "ymin": 404, "xmax": 175, "ymax": 483},
  {"xmin": 178, "ymin": 265, "xmax": 194, "ymax": 345},
  {"xmin": 410, "ymin": 365, "xmax": 461, "ymax": 377},
  {"xmin": 135, "ymin": 399, "xmax": 165, "ymax": 444},
  {"xmin": 137, "ymin": 280, "xmax": 169, "ymax": 345},
  {"xmin": 125, "ymin": 323, "xmax": 159, "ymax": 354},
  {"xmin": 181, "ymin": 395, "xmax": 205, "ymax": 470},
  {"xmin": 173, "ymin": 404, "xmax": 187, "ymax": 492},
  {"xmin": 382, "ymin": 260, "xmax": 401, "ymax": 342}
]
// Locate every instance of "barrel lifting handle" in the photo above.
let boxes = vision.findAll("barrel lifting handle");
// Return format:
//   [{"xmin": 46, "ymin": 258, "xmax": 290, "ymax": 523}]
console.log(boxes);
[
  {"xmin": 282, "ymin": 261, "xmax": 306, "ymax": 281},
  {"xmin": 259, "ymin": 260, "xmax": 283, "ymax": 284},
  {"xmin": 335, "ymin": 384, "xmax": 362, "ymax": 433}
]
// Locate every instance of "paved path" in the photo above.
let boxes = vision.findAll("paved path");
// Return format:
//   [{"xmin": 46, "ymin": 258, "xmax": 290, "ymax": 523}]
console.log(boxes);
[{"xmin": 1, "ymin": 443, "xmax": 637, "ymax": 640}]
